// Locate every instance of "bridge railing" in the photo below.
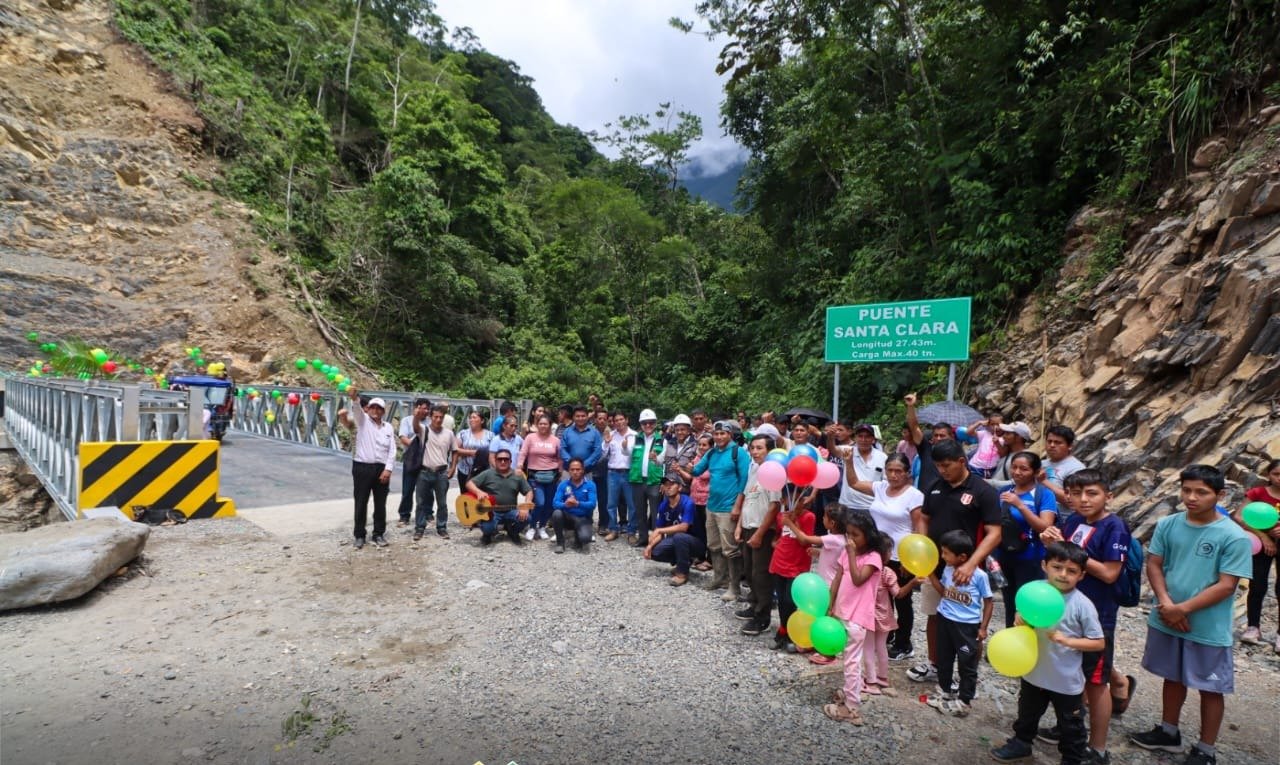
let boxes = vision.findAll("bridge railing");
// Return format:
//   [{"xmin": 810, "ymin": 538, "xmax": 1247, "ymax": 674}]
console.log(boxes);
[
  {"xmin": 2, "ymin": 378, "xmax": 201, "ymax": 520},
  {"xmin": 229, "ymin": 386, "xmax": 511, "ymax": 454}
]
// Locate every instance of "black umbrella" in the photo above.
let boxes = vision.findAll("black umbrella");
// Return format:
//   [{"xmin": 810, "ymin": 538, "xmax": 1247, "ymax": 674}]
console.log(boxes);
[
  {"xmin": 915, "ymin": 400, "xmax": 983, "ymax": 428},
  {"xmin": 781, "ymin": 407, "xmax": 833, "ymax": 425}
]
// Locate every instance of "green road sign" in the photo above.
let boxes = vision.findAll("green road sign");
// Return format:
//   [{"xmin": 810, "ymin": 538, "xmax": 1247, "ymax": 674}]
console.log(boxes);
[{"xmin": 825, "ymin": 297, "xmax": 972, "ymax": 363}]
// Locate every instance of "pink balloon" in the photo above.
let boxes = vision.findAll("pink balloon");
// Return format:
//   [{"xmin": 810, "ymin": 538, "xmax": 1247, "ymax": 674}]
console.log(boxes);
[
  {"xmin": 1250, "ymin": 534, "xmax": 1263, "ymax": 556},
  {"xmin": 812, "ymin": 460, "xmax": 841, "ymax": 490},
  {"xmin": 757, "ymin": 460, "xmax": 788, "ymax": 492}
]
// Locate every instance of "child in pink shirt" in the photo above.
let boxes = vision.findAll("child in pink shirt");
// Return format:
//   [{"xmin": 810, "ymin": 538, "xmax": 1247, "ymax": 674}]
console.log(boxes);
[
  {"xmin": 823, "ymin": 510, "xmax": 883, "ymax": 726},
  {"xmin": 810, "ymin": 506, "xmax": 850, "ymax": 665},
  {"xmin": 864, "ymin": 533, "xmax": 904, "ymax": 696}
]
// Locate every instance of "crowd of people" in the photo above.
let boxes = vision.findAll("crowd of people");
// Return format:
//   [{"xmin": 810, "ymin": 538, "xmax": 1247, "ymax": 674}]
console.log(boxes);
[{"xmin": 342, "ymin": 386, "xmax": 1278, "ymax": 765}]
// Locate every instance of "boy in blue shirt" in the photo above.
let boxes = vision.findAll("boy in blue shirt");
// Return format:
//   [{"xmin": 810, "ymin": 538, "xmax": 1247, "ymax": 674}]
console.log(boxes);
[
  {"xmin": 1039, "ymin": 468, "xmax": 1131, "ymax": 764},
  {"xmin": 644, "ymin": 475, "xmax": 705, "ymax": 586},
  {"xmin": 924, "ymin": 529, "xmax": 993, "ymax": 717},
  {"xmin": 991, "ymin": 541, "xmax": 1104, "ymax": 765},
  {"xmin": 1129, "ymin": 465, "xmax": 1252, "ymax": 765}
]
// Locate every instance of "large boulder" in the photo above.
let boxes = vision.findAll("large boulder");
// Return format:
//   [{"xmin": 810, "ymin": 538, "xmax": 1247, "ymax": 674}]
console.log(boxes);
[{"xmin": 0, "ymin": 518, "xmax": 149, "ymax": 611}]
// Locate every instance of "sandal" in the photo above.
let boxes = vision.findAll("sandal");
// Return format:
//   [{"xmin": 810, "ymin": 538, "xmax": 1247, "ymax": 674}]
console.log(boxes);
[
  {"xmin": 692, "ymin": 560, "xmax": 713, "ymax": 572},
  {"xmin": 669, "ymin": 573, "xmax": 689, "ymax": 587},
  {"xmin": 1111, "ymin": 674, "xmax": 1137, "ymax": 717},
  {"xmin": 822, "ymin": 702, "xmax": 864, "ymax": 725}
]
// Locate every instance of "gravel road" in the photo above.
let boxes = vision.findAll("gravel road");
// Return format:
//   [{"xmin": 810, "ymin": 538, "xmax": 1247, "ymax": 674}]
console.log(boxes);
[{"xmin": 1, "ymin": 511, "xmax": 1277, "ymax": 765}]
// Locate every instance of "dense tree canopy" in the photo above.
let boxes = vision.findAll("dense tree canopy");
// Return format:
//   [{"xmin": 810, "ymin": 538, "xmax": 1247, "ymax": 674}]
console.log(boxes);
[{"xmin": 114, "ymin": 0, "xmax": 1279, "ymax": 418}]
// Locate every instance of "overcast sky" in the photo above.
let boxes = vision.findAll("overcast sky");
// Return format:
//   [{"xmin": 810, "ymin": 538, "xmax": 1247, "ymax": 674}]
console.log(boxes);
[{"xmin": 431, "ymin": 0, "xmax": 745, "ymax": 176}]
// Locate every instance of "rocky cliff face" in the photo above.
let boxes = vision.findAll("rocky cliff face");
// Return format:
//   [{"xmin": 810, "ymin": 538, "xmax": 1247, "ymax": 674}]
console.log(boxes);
[
  {"xmin": 0, "ymin": 0, "xmax": 327, "ymax": 380},
  {"xmin": 970, "ymin": 109, "xmax": 1280, "ymax": 537}
]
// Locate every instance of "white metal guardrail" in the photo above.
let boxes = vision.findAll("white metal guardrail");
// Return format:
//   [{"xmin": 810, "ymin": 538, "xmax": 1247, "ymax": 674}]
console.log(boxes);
[
  {"xmin": 3, "ymin": 378, "xmax": 202, "ymax": 520},
  {"xmin": 230, "ymin": 386, "xmax": 517, "ymax": 453},
  {"xmin": 3, "ymin": 375, "xmax": 528, "ymax": 518}
]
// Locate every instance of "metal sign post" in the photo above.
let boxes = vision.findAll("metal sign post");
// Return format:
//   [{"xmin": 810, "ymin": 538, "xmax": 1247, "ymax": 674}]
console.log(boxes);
[{"xmin": 832, "ymin": 365, "xmax": 840, "ymax": 423}]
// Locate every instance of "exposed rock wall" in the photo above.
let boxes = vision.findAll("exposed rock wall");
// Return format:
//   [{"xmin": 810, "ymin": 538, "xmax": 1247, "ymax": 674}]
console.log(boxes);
[
  {"xmin": 0, "ymin": 451, "xmax": 61, "ymax": 532},
  {"xmin": 970, "ymin": 107, "xmax": 1280, "ymax": 538},
  {"xmin": 0, "ymin": 0, "xmax": 328, "ymax": 379}
]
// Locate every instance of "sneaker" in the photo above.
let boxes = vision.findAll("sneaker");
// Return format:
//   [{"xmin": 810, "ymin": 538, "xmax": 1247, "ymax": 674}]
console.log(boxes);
[
  {"xmin": 353, "ymin": 537, "xmax": 365, "ymax": 550},
  {"xmin": 508, "ymin": 528, "xmax": 524, "ymax": 546},
  {"xmin": 990, "ymin": 738, "xmax": 1034, "ymax": 762},
  {"xmin": 942, "ymin": 698, "xmax": 971, "ymax": 717},
  {"xmin": 1036, "ymin": 726, "xmax": 1061, "ymax": 745},
  {"xmin": 480, "ymin": 533, "xmax": 493, "ymax": 546},
  {"xmin": 604, "ymin": 531, "xmax": 618, "ymax": 542},
  {"xmin": 1087, "ymin": 748, "xmax": 1111, "ymax": 765},
  {"xmin": 907, "ymin": 663, "xmax": 938, "ymax": 683},
  {"xmin": 397, "ymin": 518, "xmax": 409, "ymax": 527},
  {"xmin": 1241, "ymin": 626, "xmax": 1262, "ymax": 644},
  {"xmin": 524, "ymin": 527, "xmax": 536, "ymax": 541},
  {"xmin": 740, "ymin": 620, "xmax": 769, "ymax": 636},
  {"xmin": 888, "ymin": 645, "xmax": 915, "ymax": 661},
  {"xmin": 734, "ymin": 607, "xmax": 756, "ymax": 620},
  {"xmin": 554, "ymin": 544, "xmax": 566, "ymax": 554},
  {"xmin": 1130, "ymin": 725, "xmax": 1183, "ymax": 753},
  {"xmin": 436, "ymin": 528, "xmax": 449, "ymax": 539},
  {"xmin": 1183, "ymin": 747, "xmax": 1216, "ymax": 765},
  {"xmin": 412, "ymin": 530, "xmax": 424, "ymax": 542},
  {"xmin": 372, "ymin": 534, "xmax": 388, "ymax": 548},
  {"xmin": 924, "ymin": 690, "xmax": 956, "ymax": 711},
  {"xmin": 537, "ymin": 528, "xmax": 550, "ymax": 541}
]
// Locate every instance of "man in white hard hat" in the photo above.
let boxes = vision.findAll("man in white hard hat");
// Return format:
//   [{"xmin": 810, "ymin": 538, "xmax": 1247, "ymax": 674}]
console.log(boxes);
[
  {"xmin": 628, "ymin": 408, "xmax": 665, "ymax": 546},
  {"xmin": 345, "ymin": 388, "xmax": 396, "ymax": 550}
]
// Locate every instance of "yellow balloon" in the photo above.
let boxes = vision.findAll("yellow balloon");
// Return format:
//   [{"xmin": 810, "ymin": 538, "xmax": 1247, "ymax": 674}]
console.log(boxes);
[
  {"xmin": 898, "ymin": 533, "xmax": 939, "ymax": 577},
  {"xmin": 787, "ymin": 611, "xmax": 815, "ymax": 649},
  {"xmin": 334, "ymin": 374, "xmax": 345, "ymax": 384},
  {"xmin": 265, "ymin": 412, "xmax": 276, "ymax": 423},
  {"xmin": 988, "ymin": 626, "xmax": 1038, "ymax": 677}
]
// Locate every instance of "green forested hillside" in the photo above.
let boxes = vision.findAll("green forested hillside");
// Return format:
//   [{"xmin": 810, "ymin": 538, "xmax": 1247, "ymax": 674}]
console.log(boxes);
[{"xmin": 113, "ymin": 0, "xmax": 1279, "ymax": 417}]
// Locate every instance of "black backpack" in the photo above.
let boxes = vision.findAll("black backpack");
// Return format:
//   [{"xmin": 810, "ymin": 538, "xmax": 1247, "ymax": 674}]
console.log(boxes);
[{"xmin": 1000, "ymin": 484, "xmax": 1047, "ymax": 554}]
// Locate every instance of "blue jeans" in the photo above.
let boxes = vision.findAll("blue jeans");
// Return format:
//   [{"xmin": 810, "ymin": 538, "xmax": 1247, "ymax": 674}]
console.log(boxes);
[
  {"xmin": 532, "ymin": 479, "xmax": 557, "ymax": 529},
  {"xmin": 397, "ymin": 467, "xmax": 419, "ymax": 522},
  {"xmin": 415, "ymin": 467, "xmax": 449, "ymax": 532},
  {"xmin": 629, "ymin": 482, "xmax": 660, "ymax": 539},
  {"xmin": 479, "ymin": 508, "xmax": 525, "ymax": 538},
  {"xmin": 606, "ymin": 470, "xmax": 630, "ymax": 532}
]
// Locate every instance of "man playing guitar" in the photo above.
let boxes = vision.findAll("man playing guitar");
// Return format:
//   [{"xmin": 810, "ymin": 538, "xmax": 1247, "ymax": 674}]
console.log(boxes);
[{"xmin": 463, "ymin": 448, "xmax": 534, "ymax": 546}]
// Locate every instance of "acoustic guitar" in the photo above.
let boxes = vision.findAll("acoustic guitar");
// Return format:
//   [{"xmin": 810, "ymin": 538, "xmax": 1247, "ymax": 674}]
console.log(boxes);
[{"xmin": 454, "ymin": 492, "xmax": 535, "ymax": 528}]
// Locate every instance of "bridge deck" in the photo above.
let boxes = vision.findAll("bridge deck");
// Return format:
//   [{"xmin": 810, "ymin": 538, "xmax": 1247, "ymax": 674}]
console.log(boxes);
[{"xmin": 218, "ymin": 432, "xmax": 461, "ymax": 537}]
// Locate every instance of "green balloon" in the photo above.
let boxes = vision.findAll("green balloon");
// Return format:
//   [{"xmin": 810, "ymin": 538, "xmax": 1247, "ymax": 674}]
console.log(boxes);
[
  {"xmin": 310, "ymin": 359, "xmax": 322, "ymax": 369},
  {"xmin": 295, "ymin": 358, "xmax": 307, "ymax": 369},
  {"xmin": 338, "ymin": 381, "xmax": 350, "ymax": 392},
  {"xmin": 790, "ymin": 572, "xmax": 831, "ymax": 617},
  {"xmin": 325, "ymin": 371, "xmax": 337, "ymax": 381},
  {"xmin": 143, "ymin": 367, "xmax": 153, "ymax": 375},
  {"xmin": 1241, "ymin": 501, "xmax": 1279, "ymax": 531},
  {"xmin": 1015, "ymin": 580, "xmax": 1066, "ymax": 628},
  {"xmin": 810, "ymin": 615, "xmax": 847, "ymax": 656},
  {"xmin": 195, "ymin": 359, "xmax": 205, "ymax": 367},
  {"xmin": 271, "ymin": 390, "xmax": 283, "ymax": 399},
  {"xmin": 26, "ymin": 331, "xmax": 39, "ymax": 341}
]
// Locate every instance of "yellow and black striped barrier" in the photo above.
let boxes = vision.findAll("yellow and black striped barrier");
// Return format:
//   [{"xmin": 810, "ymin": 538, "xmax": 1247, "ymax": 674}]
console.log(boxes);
[{"xmin": 78, "ymin": 441, "xmax": 236, "ymax": 519}]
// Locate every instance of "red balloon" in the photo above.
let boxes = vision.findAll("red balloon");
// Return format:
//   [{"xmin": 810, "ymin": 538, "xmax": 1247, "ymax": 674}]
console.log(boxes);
[
  {"xmin": 286, "ymin": 393, "xmax": 300, "ymax": 405},
  {"xmin": 309, "ymin": 392, "xmax": 322, "ymax": 402},
  {"xmin": 101, "ymin": 361, "xmax": 118, "ymax": 373},
  {"xmin": 787, "ymin": 455, "xmax": 818, "ymax": 486}
]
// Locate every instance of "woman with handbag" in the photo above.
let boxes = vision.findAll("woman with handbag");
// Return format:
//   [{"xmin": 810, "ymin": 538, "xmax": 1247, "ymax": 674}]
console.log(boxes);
[{"xmin": 517, "ymin": 414, "xmax": 562, "ymax": 541}]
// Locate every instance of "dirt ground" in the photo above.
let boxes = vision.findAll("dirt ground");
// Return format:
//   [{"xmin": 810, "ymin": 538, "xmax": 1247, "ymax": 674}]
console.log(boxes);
[{"xmin": 2, "ymin": 510, "xmax": 1278, "ymax": 765}]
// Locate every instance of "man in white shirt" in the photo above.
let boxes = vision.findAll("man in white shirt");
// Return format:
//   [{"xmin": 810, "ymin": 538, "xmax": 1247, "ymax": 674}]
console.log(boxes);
[
  {"xmin": 414, "ymin": 403, "xmax": 460, "ymax": 541},
  {"xmin": 601, "ymin": 411, "xmax": 635, "ymax": 541},
  {"xmin": 344, "ymin": 388, "xmax": 396, "ymax": 549},
  {"xmin": 840, "ymin": 423, "xmax": 887, "ymax": 511}
]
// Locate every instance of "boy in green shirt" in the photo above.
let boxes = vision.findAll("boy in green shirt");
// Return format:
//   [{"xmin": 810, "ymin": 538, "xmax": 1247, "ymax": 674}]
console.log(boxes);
[{"xmin": 1129, "ymin": 465, "xmax": 1252, "ymax": 765}]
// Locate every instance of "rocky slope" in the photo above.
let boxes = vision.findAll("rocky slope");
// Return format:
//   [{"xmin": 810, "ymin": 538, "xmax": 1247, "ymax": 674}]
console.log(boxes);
[
  {"xmin": 970, "ymin": 109, "xmax": 1280, "ymax": 536},
  {"xmin": 0, "ymin": 0, "xmax": 328, "ymax": 380}
]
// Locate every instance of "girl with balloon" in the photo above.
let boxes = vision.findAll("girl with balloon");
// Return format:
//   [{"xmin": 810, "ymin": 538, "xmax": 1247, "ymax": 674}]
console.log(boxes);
[
  {"xmin": 1234, "ymin": 459, "xmax": 1280, "ymax": 650},
  {"xmin": 843, "ymin": 452, "xmax": 925, "ymax": 659},
  {"xmin": 821, "ymin": 510, "xmax": 884, "ymax": 726}
]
